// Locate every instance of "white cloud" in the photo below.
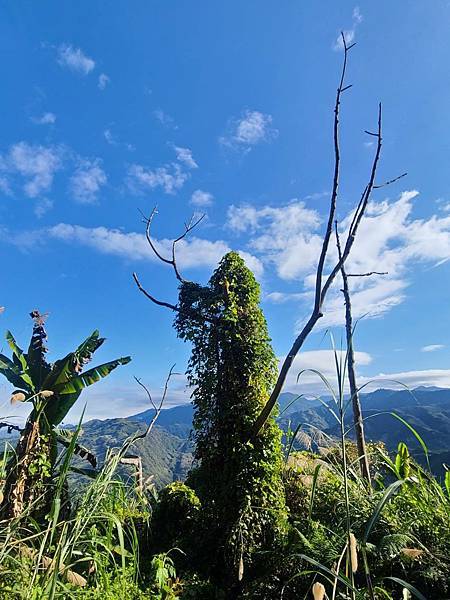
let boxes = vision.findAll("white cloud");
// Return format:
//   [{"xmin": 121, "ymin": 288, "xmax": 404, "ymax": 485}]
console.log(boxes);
[
  {"xmin": 5, "ymin": 142, "xmax": 63, "ymax": 197},
  {"xmin": 191, "ymin": 189, "xmax": 214, "ymax": 207},
  {"xmin": 264, "ymin": 291, "xmax": 309, "ymax": 304},
  {"xmin": 34, "ymin": 198, "xmax": 53, "ymax": 218},
  {"xmin": 220, "ymin": 110, "xmax": 277, "ymax": 150},
  {"xmin": 228, "ymin": 190, "xmax": 450, "ymax": 327},
  {"xmin": 153, "ymin": 109, "xmax": 177, "ymax": 129},
  {"xmin": 57, "ymin": 44, "xmax": 95, "ymax": 75},
  {"xmin": 69, "ymin": 159, "xmax": 107, "ymax": 204},
  {"xmin": 98, "ymin": 73, "xmax": 110, "ymax": 90},
  {"xmin": 32, "ymin": 112, "xmax": 56, "ymax": 125},
  {"xmin": 358, "ymin": 369, "xmax": 450, "ymax": 391},
  {"xmin": 104, "ymin": 128, "xmax": 135, "ymax": 151},
  {"xmin": 333, "ymin": 6, "xmax": 363, "ymax": 51},
  {"xmin": 352, "ymin": 6, "xmax": 363, "ymax": 23},
  {"xmin": 0, "ymin": 176, "xmax": 11, "ymax": 195},
  {"xmin": 282, "ymin": 353, "xmax": 450, "ymax": 397},
  {"xmin": 173, "ymin": 146, "xmax": 198, "ymax": 169},
  {"xmin": 228, "ymin": 201, "xmax": 322, "ymax": 279},
  {"xmin": 47, "ymin": 223, "xmax": 263, "ymax": 277},
  {"xmin": 103, "ymin": 129, "xmax": 116, "ymax": 145},
  {"xmin": 283, "ymin": 350, "xmax": 372, "ymax": 395},
  {"xmin": 421, "ymin": 344, "xmax": 445, "ymax": 353},
  {"xmin": 238, "ymin": 251, "xmax": 264, "ymax": 279},
  {"xmin": 128, "ymin": 163, "xmax": 188, "ymax": 195}
]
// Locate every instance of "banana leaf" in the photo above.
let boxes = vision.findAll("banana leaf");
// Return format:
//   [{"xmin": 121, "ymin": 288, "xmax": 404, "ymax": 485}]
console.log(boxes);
[
  {"xmin": 44, "ymin": 356, "xmax": 131, "ymax": 425},
  {"xmin": 56, "ymin": 356, "xmax": 131, "ymax": 395},
  {"xmin": 26, "ymin": 319, "xmax": 51, "ymax": 388},
  {"xmin": 0, "ymin": 352, "xmax": 34, "ymax": 391},
  {"xmin": 6, "ymin": 331, "xmax": 28, "ymax": 372},
  {"xmin": 56, "ymin": 429, "xmax": 97, "ymax": 468},
  {"xmin": 43, "ymin": 330, "xmax": 105, "ymax": 389}
]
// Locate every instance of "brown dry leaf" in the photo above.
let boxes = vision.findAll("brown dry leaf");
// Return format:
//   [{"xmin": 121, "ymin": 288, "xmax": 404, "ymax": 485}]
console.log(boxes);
[{"xmin": 401, "ymin": 548, "xmax": 424, "ymax": 559}]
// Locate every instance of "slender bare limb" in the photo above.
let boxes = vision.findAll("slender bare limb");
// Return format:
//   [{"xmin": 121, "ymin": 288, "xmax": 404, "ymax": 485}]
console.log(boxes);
[
  {"xmin": 249, "ymin": 45, "xmax": 385, "ymax": 440},
  {"xmin": 133, "ymin": 208, "xmax": 206, "ymax": 321},
  {"xmin": 0, "ymin": 422, "xmax": 22, "ymax": 433},
  {"xmin": 347, "ymin": 272, "xmax": 387, "ymax": 277},
  {"xmin": 121, "ymin": 365, "xmax": 178, "ymax": 457},
  {"xmin": 373, "ymin": 172, "xmax": 407, "ymax": 189},
  {"xmin": 335, "ymin": 221, "xmax": 371, "ymax": 483},
  {"xmin": 133, "ymin": 272, "xmax": 179, "ymax": 312},
  {"xmin": 134, "ymin": 375, "xmax": 158, "ymax": 413},
  {"xmin": 140, "ymin": 206, "xmax": 205, "ymax": 283}
]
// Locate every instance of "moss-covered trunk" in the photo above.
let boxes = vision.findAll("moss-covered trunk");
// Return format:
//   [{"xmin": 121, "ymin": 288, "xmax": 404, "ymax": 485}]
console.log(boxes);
[{"xmin": 1, "ymin": 419, "xmax": 53, "ymax": 520}]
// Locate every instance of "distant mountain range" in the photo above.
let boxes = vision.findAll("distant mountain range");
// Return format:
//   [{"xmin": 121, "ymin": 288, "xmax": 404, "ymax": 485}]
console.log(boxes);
[{"xmin": 2, "ymin": 387, "xmax": 449, "ymax": 486}]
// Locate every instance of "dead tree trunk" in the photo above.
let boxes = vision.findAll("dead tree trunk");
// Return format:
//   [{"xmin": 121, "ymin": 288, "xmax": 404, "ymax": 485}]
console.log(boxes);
[
  {"xmin": 340, "ymin": 261, "xmax": 371, "ymax": 483},
  {"xmin": 1, "ymin": 419, "xmax": 52, "ymax": 520}
]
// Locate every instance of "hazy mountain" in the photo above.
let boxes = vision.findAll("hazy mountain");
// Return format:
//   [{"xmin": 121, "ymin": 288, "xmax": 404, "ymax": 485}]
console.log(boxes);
[{"xmin": 2, "ymin": 388, "xmax": 449, "ymax": 487}]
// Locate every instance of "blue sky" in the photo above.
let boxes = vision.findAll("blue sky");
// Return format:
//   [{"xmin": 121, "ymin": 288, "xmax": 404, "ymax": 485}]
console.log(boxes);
[{"xmin": 2, "ymin": 1, "xmax": 450, "ymax": 423}]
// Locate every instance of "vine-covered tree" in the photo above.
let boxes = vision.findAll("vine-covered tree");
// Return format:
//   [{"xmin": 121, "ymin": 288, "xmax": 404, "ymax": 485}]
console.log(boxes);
[
  {"xmin": 175, "ymin": 252, "xmax": 287, "ymax": 587},
  {"xmin": 0, "ymin": 311, "xmax": 131, "ymax": 519}
]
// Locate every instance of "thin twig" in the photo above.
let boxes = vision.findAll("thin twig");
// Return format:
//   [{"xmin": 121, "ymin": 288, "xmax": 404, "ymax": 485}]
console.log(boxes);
[
  {"xmin": 347, "ymin": 271, "xmax": 387, "ymax": 277},
  {"xmin": 134, "ymin": 376, "xmax": 157, "ymax": 413},
  {"xmin": 121, "ymin": 365, "xmax": 178, "ymax": 457},
  {"xmin": 0, "ymin": 422, "xmax": 22, "ymax": 433},
  {"xmin": 132, "ymin": 272, "xmax": 179, "ymax": 312},
  {"xmin": 140, "ymin": 206, "xmax": 205, "ymax": 283},
  {"xmin": 373, "ymin": 172, "xmax": 407, "ymax": 189}
]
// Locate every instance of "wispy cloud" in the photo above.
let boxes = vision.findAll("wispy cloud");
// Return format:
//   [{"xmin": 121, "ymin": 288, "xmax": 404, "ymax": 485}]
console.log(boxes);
[
  {"xmin": 421, "ymin": 344, "xmax": 445, "ymax": 353},
  {"xmin": 69, "ymin": 158, "xmax": 107, "ymax": 204},
  {"xmin": 98, "ymin": 73, "xmax": 110, "ymax": 90},
  {"xmin": 34, "ymin": 198, "xmax": 53, "ymax": 218},
  {"xmin": 173, "ymin": 146, "xmax": 198, "ymax": 169},
  {"xmin": 128, "ymin": 163, "xmax": 188, "ymax": 195},
  {"xmin": 3, "ymin": 142, "xmax": 64, "ymax": 198},
  {"xmin": 190, "ymin": 189, "xmax": 214, "ymax": 207},
  {"xmin": 228, "ymin": 190, "xmax": 450, "ymax": 327},
  {"xmin": 228, "ymin": 201, "xmax": 322, "ymax": 279},
  {"xmin": 47, "ymin": 222, "xmax": 263, "ymax": 276},
  {"xmin": 0, "ymin": 176, "xmax": 12, "ymax": 196},
  {"xmin": 31, "ymin": 112, "xmax": 56, "ymax": 125},
  {"xmin": 220, "ymin": 110, "xmax": 277, "ymax": 151},
  {"xmin": 282, "ymin": 350, "xmax": 372, "ymax": 394},
  {"xmin": 103, "ymin": 128, "xmax": 135, "ymax": 151},
  {"xmin": 57, "ymin": 44, "xmax": 95, "ymax": 75},
  {"xmin": 153, "ymin": 109, "xmax": 177, "ymax": 129},
  {"xmin": 333, "ymin": 6, "xmax": 363, "ymax": 51},
  {"xmin": 103, "ymin": 129, "xmax": 117, "ymax": 145}
]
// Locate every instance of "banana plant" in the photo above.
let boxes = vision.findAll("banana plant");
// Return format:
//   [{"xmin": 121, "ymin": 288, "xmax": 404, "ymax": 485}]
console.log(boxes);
[{"xmin": 0, "ymin": 311, "xmax": 131, "ymax": 519}]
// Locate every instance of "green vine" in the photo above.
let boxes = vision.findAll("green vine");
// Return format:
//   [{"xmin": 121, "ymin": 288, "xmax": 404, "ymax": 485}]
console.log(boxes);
[{"xmin": 175, "ymin": 252, "xmax": 287, "ymax": 585}]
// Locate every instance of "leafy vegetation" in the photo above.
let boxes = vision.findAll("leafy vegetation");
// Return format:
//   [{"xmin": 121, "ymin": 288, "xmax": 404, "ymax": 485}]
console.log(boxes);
[
  {"xmin": 1, "ymin": 267, "xmax": 449, "ymax": 599},
  {"xmin": 0, "ymin": 312, "xmax": 130, "ymax": 520},
  {"xmin": 174, "ymin": 252, "xmax": 287, "ymax": 589}
]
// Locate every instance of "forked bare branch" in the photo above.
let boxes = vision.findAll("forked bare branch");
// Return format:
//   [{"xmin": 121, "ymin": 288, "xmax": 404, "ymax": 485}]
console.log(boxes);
[
  {"xmin": 249, "ymin": 37, "xmax": 390, "ymax": 440},
  {"xmin": 133, "ymin": 207, "xmax": 205, "ymax": 315},
  {"xmin": 347, "ymin": 271, "xmax": 387, "ymax": 277},
  {"xmin": 140, "ymin": 206, "xmax": 205, "ymax": 283},
  {"xmin": 120, "ymin": 364, "xmax": 178, "ymax": 457},
  {"xmin": 335, "ymin": 221, "xmax": 371, "ymax": 483}
]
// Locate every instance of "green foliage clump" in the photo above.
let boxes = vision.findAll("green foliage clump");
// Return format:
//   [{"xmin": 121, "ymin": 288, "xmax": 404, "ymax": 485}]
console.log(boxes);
[
  {"xmin": 175, "ymin": 252, "xmax": 287, "ymax": 584},
  {"xmin": 151, "ymin": 482, "xmax": 201, "ymax": 553},
  {"xmin": 0, "ymin": 314, "xmax": 130, "ymax": 520}
]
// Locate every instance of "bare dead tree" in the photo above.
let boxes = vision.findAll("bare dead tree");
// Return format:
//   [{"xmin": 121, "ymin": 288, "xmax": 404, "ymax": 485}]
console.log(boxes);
[
  {"xmin": 131, "ymin": 35, "xmax": 403, "ymax": 448},
  {"xmin": 248, "ymin": 34, "xmax": 391, "ymax": 440},
  {"xmin": 334, "ymin": 222, "xmax": 373, "ymax": 484},
  {"xmin": 119, "ymin": 365, "xmax": 178, "ymax": 460},
  {"xmin": 133, "ymin": 208, "xmax": 206, "ymax": 315}
]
